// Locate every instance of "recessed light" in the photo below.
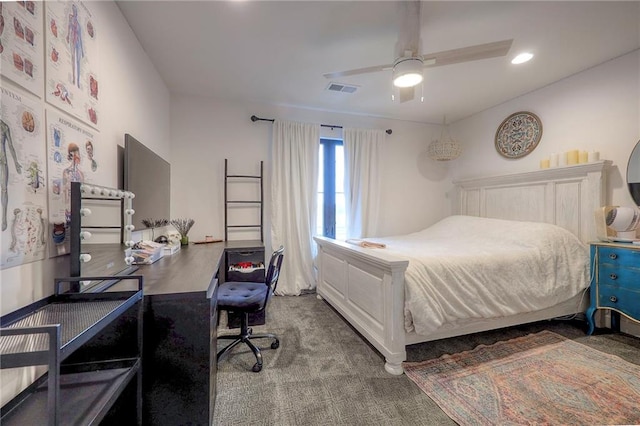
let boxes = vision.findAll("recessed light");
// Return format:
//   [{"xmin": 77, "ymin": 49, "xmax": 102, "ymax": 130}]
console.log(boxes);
[{"xmin": 511, "ymin": 53, "xmax": 534, "ymax": 65}]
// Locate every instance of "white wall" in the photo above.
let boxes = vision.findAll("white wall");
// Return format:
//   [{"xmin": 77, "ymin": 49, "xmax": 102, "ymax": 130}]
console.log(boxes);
[
  {"xmin": 170, "ymin": 96, "xmax": 451, "ymax": 252},
  {"xmin": 0, "ymin": 0, "xmax": 170, "ymax": 405},
  {"xmin": 1, "ymin": 1, "xmax": 170, "ymax": 315},
  {"xmin": 450, "ymin": 50, "xmax": 640, "ymax": 209},
  {"xmin": 170, "ymin": 52, "xmax": 640, "ymax": 254}
]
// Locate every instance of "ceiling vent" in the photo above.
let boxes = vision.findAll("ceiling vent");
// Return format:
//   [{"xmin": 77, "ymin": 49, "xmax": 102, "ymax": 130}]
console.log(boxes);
[{"xmin": 326, "ymin": 82, "xmax": 358, "ymax": 94}]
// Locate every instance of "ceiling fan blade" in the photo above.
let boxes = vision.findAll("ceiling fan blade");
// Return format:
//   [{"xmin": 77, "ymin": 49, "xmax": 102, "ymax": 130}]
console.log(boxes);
[
  {"xmin": 398, "ymin": 86, "xmax": 415, "ymax": 103},
  {"xmin": 422, "ymin": 39, "xmax": 513, "ymax": 68},
  {"xmin": 323, "ymin": 64, "xmax": 393, "ymax": 80}
]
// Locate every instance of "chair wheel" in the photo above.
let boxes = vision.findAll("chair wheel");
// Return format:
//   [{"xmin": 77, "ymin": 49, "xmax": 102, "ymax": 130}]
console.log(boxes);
[
  {"xmin": 252, "ymin": 363, "xmax": 262, "ymax": 372},
  {"xmin": 271, "ymin": 340, "xmax": 280, "ymax": 349}
]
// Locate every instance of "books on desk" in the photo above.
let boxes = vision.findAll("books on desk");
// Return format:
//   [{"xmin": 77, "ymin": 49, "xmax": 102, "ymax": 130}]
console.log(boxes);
[
  {"xmin": 345, "ymin": 239, "xmax": 386, "ymax": 249},
  {"xmin": 131, "ymin": 241, "xmax": 165, "ymax": 264}
]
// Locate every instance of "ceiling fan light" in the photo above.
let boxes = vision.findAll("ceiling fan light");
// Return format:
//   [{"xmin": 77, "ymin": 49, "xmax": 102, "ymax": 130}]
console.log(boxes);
[{"xmin": 393, "ymin": 58, "xmax": 424, "ymax": 88}]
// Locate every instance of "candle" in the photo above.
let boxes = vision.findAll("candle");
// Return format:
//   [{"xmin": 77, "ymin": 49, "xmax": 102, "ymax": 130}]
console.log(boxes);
[
  {"xmin": 588, "ymin": 151, "xmax": 600, "ymax": 162},
  {"xmin": 567, "ymin": 150, "xmax": 579, "ymax": 165},
  {"xmin": 559, "ymin": 152, "xmax": 568, "ymax": 166},
  {"xmin": 578, "ymin": 151, "xmax": 588, "ymax": 164},
  {"xmin": 549, "ymin": 153, "xmax": 559, "ymax": 167},
  {"xmin": 540, "ymin": 158, "xmax": 550, "ymax": 169}
]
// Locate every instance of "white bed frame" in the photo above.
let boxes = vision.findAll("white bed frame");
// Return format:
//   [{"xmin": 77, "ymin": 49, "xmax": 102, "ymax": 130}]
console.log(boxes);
[{"xmin": 314, "ymin": 161, "xmax": 611, "ymax": 375}]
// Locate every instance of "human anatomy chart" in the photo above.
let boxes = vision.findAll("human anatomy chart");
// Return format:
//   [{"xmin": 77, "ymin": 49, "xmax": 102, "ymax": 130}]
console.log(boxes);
[
  {"xmin": 0, "ymin": 1, "xmax": 45, "ymax": 98},
  {"xmin": 1, "ymin": 85, "xmax": 47, "ymax": 269},
  {"xmin": 45, "ymin": 1, "xmax": 99, "ymax": 128},
  {"xmin": 46, "ymin": 108, "xmax": 99, "ymax": 257}
]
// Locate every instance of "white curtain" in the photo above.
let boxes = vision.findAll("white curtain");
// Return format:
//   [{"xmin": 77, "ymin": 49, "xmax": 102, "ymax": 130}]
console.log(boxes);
[
  {"xmin": 271, "ymin": 120, "xmax": 320, "ymax": 295},
  {"xmin": 343, "ymin": 128, "xmax": 384, "ymax": 239}
]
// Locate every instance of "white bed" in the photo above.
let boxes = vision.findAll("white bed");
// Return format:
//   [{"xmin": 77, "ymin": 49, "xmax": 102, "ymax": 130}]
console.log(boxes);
[{"xmin": 314, "ymin": 161, "xmax": 611, "ymax": 375}]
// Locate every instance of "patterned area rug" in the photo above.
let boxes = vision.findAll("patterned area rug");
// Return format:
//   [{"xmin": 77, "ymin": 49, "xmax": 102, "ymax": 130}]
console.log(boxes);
[{"xmin": 404, "ymin": 330, "xmax": 640, "ymax": 425}]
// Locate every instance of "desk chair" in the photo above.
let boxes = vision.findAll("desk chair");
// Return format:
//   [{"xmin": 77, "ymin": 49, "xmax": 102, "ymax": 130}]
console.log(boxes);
[{"xmin": 217, "ymin": 246, "xmax": 284, "ymax": 372}]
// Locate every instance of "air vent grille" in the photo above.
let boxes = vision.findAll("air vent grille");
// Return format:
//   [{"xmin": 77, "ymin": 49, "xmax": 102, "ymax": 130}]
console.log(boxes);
[{"xmin": 326, "ymin": 83, "xmax": 358, "ymax": 94}]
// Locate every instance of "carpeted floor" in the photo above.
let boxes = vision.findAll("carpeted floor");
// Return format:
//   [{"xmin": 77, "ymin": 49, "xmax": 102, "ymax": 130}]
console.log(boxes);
[{"xmin": 214, "ymin": 294, "xmax": 640, "ymax": 425}]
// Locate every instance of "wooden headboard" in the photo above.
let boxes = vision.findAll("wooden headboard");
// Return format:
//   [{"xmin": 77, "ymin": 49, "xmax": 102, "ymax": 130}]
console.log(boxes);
[{"xmin": 453, "ymin": 160, "xmax": 612, "ymax": 243}]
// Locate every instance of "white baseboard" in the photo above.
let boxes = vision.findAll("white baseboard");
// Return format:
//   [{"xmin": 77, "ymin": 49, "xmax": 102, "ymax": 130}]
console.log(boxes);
[{"xmin": 621, "ymin": 318, "xmax": 640, "ymax": 338}]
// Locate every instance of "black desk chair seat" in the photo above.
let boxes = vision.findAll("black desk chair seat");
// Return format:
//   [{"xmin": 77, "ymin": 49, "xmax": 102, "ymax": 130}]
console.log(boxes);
[{"xmin": 217, "ymin": 246, "xmax": 284, "ymax": 372}]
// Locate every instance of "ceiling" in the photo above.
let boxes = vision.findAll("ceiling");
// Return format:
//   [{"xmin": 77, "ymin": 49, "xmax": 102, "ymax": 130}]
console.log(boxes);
[{"xmin": 117, "ymin": 1, "xmax": 640, "ymax": 124}]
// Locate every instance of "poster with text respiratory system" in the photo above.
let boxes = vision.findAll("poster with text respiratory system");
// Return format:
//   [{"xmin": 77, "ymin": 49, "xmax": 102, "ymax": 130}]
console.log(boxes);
[{"xmin": 46, "ymin": 108, "xmax": 99, "ymax": 257}]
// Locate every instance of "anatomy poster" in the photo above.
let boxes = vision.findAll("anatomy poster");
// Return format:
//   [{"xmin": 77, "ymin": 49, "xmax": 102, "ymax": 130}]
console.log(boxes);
[
  {"xmin": 0, "ymin": 1, "xmax": 45, "ymax": 98},
  {"xmin": 45, "ymin": 1, "xmax": 99, "ymax": 128},
  {"xmin": 1, "ymin": 85, "xmax": 47, "ymax": 269},
  {"xmin": 46, "ymin": 108, "xmax": 99, "ymax": 257}
]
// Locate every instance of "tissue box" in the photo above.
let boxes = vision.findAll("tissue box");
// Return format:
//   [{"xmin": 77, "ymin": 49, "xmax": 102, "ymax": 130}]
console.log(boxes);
[{"xmin": 131, "ymin": 241, "xmax": 164, "ymax": 264}]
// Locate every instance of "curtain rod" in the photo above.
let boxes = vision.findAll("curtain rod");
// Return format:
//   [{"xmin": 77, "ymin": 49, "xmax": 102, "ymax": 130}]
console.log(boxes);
[{"xmin": 250, "ymin": 115, "xmax": 392, "ymax": 135}]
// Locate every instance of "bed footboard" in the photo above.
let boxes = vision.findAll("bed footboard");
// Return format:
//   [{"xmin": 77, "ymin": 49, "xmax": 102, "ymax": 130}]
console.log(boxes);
[{"xmin": 314, "ymin": 236, "xmax": 409, "ymax": 375}]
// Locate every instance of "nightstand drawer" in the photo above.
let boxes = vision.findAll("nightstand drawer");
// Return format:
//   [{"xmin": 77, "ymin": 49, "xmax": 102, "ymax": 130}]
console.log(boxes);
[
  {"xmin": 226, "ymin": 269, "xmax": 265, "ymax": 282},
  {"xmin": 597, "ymin": 285, "xmax": 640, "ymax": 320},
  {"xmin": 597, "ymin": 246, "xmax": 640, "ymax": 268},
  {"xmin": 597, "ymin": 265, "xmax": 640, "ymax": 290}
]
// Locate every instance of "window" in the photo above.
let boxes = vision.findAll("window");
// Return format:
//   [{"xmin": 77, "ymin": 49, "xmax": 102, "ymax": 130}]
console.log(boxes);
[{"xmin": 317, "ymin": 138, "xmax": 346, "ymax": 240}]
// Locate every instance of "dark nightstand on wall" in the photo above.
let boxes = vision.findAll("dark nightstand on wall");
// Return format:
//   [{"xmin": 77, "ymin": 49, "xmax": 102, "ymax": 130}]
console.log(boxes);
[
  {"xmin": 223, "ymin": 241, "xmax": 266, "ymax": 328},
  {"xmin": 586, "ymin": 242, "xmax": 640, "ymax": 335}
]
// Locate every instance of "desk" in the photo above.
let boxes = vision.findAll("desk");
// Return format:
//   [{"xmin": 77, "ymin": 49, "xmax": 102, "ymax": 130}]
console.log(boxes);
[
  {"xmin": 135, "ymin": 243, "xmax": 221, "ymax": 426},
  {"xmin": 130, "ymin": 240, "xmax": 263, "ymax": 425}
]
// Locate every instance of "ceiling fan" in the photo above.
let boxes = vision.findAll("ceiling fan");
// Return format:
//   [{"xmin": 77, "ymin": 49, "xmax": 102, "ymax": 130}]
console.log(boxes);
[{"xmin": 323, "ymin": 1, "xmax": 513, "ymax": 103}]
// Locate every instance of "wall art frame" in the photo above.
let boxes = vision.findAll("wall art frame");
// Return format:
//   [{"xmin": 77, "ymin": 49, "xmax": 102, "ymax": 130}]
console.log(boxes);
[{"xmin": 495, "ymin": 111, "xmax": 543, "ymax": 159}]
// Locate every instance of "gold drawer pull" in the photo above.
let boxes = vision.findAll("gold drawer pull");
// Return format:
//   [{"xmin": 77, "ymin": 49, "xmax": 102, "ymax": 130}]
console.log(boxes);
[
  {"xmin": 610, "ymin": 296, "xmax": 618, "ymax": 303},
  {"xmin": 608, "ymin": 253, "xmax": 618, "ymax": 260},
  {"xmin": 609, "ymin": 273, "xmax": 618, "ymax": 280}
]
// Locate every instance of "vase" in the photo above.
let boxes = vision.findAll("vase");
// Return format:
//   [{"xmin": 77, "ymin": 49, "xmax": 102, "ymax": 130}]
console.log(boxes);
[{"xmin": 181, "ymin": 235, "xmax": 189, "ymax": 246}]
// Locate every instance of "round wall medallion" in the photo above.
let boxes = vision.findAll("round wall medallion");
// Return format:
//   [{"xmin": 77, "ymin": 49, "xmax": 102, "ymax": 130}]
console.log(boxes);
[{"xmin": 494, "ymin": 111, "xmax": 543, "ymax": 159}]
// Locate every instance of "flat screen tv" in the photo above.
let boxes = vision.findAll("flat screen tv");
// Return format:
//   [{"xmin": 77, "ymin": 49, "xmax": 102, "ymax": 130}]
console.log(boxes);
[{"xmin": 124, "ymin": 134, "xmax": 171, "ymax": 231}]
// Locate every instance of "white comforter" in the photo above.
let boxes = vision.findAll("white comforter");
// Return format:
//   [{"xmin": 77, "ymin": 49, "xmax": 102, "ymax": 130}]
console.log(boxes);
[{"xmin": 370, "ymin": 216, "xmax": 589, "ymax": 335}]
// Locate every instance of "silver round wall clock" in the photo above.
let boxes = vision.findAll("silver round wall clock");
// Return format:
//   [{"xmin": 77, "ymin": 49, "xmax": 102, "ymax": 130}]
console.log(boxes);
[{"xmin": 495, "ymin": 111, "xmax": 543, "ymax": 159}]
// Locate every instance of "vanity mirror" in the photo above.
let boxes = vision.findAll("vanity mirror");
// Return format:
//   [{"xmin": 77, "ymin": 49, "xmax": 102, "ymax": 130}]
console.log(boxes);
[
  {"xmin": 627, "ymin": 139, "xmax": 640, "ymax": 206},
  {"xmin": 70, "ymin": 182, "xmax": 137, "ymax": 291}
]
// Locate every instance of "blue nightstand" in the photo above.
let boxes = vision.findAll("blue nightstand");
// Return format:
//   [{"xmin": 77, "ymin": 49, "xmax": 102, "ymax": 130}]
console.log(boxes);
[{"xmin": 586, "ymin": 242, "xmax": 640, "ymax": 334}]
